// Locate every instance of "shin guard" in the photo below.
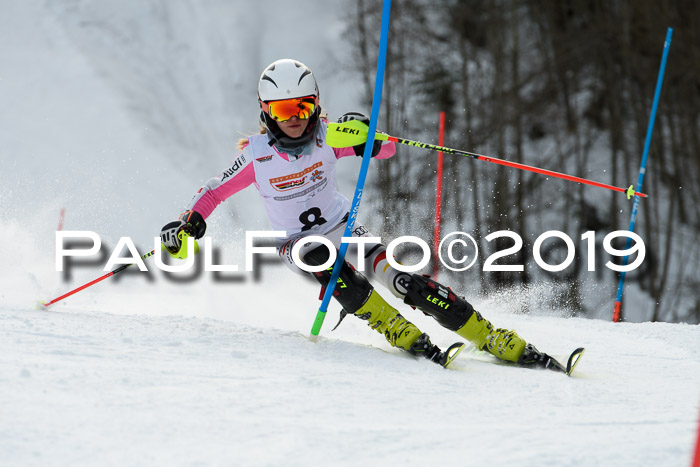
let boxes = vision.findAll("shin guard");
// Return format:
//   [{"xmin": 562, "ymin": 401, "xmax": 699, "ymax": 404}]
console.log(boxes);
[
  {"xmin": 403, "ymin": 274, "xmax": 526, "ymax": 362},
  {"xmin": 303, "ymin": 245, "xmax": 373, "ymax": 313},
  {"xmin": 403, "ymin": 275, "xmax": 474, "ymax": 331}
]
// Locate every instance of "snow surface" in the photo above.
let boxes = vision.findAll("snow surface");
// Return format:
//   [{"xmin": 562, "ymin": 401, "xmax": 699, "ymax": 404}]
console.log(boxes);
[
  {"xmin": 2, "ymin": 301, "xmax": 700, "ymax": 467},
  {"xmin": 1, "ymin": 1, "xmax": 699, "ymax": 466}
]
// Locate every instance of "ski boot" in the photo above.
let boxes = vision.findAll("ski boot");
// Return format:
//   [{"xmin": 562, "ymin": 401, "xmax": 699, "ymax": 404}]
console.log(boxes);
[
  {"xmin": 349, "ymin": 289, "xmax": 464, "ymax": 368},
  {"xmin": 352, "ymin": 289, "xmax": 423, "ymax": 351},
  {"xmin": 456, "ymin": 312, "xmax": 526, "ymax": 362}
]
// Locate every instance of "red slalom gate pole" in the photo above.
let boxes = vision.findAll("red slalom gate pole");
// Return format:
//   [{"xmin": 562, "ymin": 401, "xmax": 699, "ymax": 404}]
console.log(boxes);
[
  {"xmin": 57, "ymin": 208, "xmax": 65, "ymax": 231},
  {"xmin": 432, "ymin": 111, "xmax": 445, "ymax": 278},
  {"xmin": 55, "ymin": 208, "xmax": 66, "ymax": 260},
  {"xmin": 692, "ymin": 402, "xmax": 700, "ymax": 467}
]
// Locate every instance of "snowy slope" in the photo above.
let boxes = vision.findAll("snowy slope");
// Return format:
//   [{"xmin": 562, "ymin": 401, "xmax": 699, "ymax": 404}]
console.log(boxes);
[
  {"xmin": 2, "ymin": 301, "xmax": 699, "ymax": 467},
  {"xmin": 1, "ymin": 1, "xmax": 699, "ymax": 466}
]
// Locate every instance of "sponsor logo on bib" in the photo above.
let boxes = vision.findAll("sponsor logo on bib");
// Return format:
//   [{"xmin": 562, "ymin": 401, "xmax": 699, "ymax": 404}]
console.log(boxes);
[{"xmin": 270, "ymin": 162, "xmax": 324, "ymax": 192}]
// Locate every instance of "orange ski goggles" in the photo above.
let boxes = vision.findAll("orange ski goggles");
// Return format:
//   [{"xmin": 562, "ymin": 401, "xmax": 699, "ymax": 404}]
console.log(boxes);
[{"xmin": 260, "ymin": 96, "xmax": 317, "ymax": 122}]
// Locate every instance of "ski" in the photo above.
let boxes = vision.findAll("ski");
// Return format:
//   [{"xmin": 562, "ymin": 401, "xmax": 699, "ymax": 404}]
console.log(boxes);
[
  {"xmin": 439, "ymin": 342, "xmax": 466, "ymax": 369},
  {"xmin": 462, "ymin": 345, "xmax": 585, "ymax": 376},
  {"xmin": 564, "ymin": 347, "xmax": 585, "ymax": 376}
]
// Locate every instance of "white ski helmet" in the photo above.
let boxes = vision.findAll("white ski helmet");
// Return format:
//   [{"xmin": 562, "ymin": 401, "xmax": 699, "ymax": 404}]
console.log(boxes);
[
  {"xmin": 258, "ymin": 59, "xmax": 321, "ymax": 150},
  {"xmin": 258, "ymin": 58, "xmax": 319, "ymax": 102}
]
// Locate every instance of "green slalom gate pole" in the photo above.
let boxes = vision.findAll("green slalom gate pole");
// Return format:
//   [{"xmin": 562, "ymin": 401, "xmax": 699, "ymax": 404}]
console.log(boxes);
[{"xmin": 310, "ymin": 0, "xmax": 392, "ymax": 338}]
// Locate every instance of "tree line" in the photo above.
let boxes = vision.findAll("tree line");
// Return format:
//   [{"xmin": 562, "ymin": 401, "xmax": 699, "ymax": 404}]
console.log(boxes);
[{"xmin": 346, "ymin": 0, "xmax": 699, "ymax": 323}]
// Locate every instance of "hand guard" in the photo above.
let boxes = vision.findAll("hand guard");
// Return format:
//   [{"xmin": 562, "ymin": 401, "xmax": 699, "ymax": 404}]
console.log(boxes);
[
  {"xmin": 160, "ymin": 210, "xmax": 207, "ymax": 253},
  {"xmin": 337, "ymin": 112, "xmax": 382, "ymax": 157}
]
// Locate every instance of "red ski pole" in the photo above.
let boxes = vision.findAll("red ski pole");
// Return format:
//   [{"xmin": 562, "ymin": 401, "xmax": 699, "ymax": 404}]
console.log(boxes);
[
  {"xmin": 40, "ymin": 231, "xmax": 198, "ymax": 309},
  {"xmin": 40, "ymin": 249, "xmax": 158, "ymax": 309},
  {"xmin": 327, "ymin": 120, "xmax": 648, "ymax": 199}
]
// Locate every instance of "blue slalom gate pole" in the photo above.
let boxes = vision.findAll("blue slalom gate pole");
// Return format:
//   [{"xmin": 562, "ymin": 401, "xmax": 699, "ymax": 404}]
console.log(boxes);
[
  {"xmin": 613, "ymin": 27, "xmax": 673, "ymax": 322},
  {"xmin": 310, "ymin": 0, "xmax": 392, "ymax": 337}
]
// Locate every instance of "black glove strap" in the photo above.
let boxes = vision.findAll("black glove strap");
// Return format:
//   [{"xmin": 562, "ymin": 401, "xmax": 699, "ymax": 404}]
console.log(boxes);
[{"xmin": 179, "ymin": 210, "xmax": 207, "ymax": 239}]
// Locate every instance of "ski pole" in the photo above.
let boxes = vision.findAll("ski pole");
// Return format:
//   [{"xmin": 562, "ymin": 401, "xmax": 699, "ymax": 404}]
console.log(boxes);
[
  {"xmin": 327, "ymin": 120, "xmax": 648, "ymax": 200},
  {"xmin": 40, "ymin": 232, "xmax": 197, "ymax": 309},
  {"xmin": 309, "ymin": 0, "xmax": 392, "ymax": 338},
  {"xmin": 40, "ymin": 248, "xmax": 159, "ymax": 309},
  {"xmin": 613, "ymin": 27, "xmax": 672, "ymax": 322}
]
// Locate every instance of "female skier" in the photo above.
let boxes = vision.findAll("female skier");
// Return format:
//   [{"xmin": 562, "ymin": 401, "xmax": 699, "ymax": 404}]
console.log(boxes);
[{"xmin": 160, "ymin": 58, "xmax": 555, "ymax": 369}]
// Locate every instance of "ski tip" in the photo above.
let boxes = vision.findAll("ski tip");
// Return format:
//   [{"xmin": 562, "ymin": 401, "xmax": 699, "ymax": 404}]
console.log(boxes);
[
  {"xmin": 36, "ymin": 300, "xmax": 49, "ymax": 311},
  {"xmin": 442, "ymin": 342, "xmax": 466, "ymax": 369},
  {"xmin": 565, "ymin": 347, "xmax": 585, "ymax": 376}
]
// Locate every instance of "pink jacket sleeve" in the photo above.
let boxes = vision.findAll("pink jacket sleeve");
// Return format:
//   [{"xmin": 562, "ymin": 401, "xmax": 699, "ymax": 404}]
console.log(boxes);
[{"xmin": 187, "ymin": 152, "xmax": 255, "ymax": 219}]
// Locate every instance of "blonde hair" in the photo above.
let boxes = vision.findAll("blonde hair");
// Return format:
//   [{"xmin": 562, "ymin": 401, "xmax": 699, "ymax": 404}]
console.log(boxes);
[{"xmin": 237, "ymin": 123, "xmax": 266, "ymax": 150}]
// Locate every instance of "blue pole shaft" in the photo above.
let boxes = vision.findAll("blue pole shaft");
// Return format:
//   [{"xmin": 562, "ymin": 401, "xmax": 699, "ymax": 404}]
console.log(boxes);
[
  {"xmin": 310, "ymin": 0, "xmax": 392, "ymax": 336},
  {"xmin": 613, "ymin": 27, "xmax": 673, "ymax": 322}
]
